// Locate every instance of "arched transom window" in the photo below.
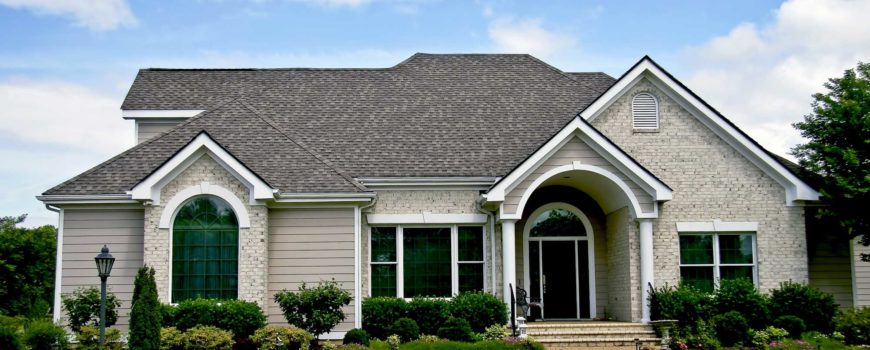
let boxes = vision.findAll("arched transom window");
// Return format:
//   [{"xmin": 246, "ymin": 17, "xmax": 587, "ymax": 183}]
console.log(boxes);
[
  {"xmin": 530, "ymin": 208, "xmax": 587, "ymax": 237},
  {"xmin": 172, "ymin": 196, "xmax": 238, "ymax": 302}
]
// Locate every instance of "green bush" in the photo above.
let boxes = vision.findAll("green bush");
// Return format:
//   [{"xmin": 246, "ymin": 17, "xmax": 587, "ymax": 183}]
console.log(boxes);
[
  {"xmin": 648, "ymin": 283, "xmax": 713, "ymax": 331},
  {"xmin": 390, "ymin": 317, "xmax": 420, "ymax": 342},
  {"xmin": 480, "ymin": 324, "xmax": 507, "ymax": 341},
  {"xmin": 712, "ymin": 310, "xmax": 749, "ymax": 347},
  {"xmin": 678, "ymin": 320, "xmax": 719, "ymax": 350},
  {"xmin": 0, "ymin": 323, "xmax": 24, "ymax": 350},
  {"xmin": 75, "ymin": 325, "xmax": 123, "ymax": 350},
  {"xmin": 437, "ymin": 317, "xmax": 474, "ymax": 342},
  {"xmin": 161, "ymin": 303, "xmax": 177, "ymax": 325},
  {"xmin": 171, "ymin": 298, "xmax": 266, "ymax": 338},
  {"xmin": 250, "ymin": 325, "xmax": 313, "ymax": 350},
  {"xmin": 343, "ymin": 328, "xmax": 370, "ymax": 346},
  {"xmin": 406, "ymin": 298, "xmax": 450, "ymax": 336},
  {"xmin": 274, "ymin": 280, "xmax": 353, "ymax": 339},
  {"xmin": 769, "ymin": 281, "xmax": 838, "ymax": 333},
  {"xmin": 713, "ymin": 278, "xmax": 769, "ymax": 329},
  {"xmin": 448, "ymin": 292, "xmax": 507, "ymax": 333},
  {"xmin": 773, "ymin": 315, "xmax": 806, "ymax": 339},
  {"xmin": 130, "ymin": 266, "xmax": 162, "ymax": 350},
  {"xmin": 160, "ymin": 327, "xmax": 184, "ymax": 350},
  {"xmin": 181, "ymin": 325, "xmax": 234, "ymax": 350},
  {"xmin": 362, "ymin": 297, "xmax": 408, "ymax": 339},
  {"xmin": 749, "ymin": 326, "xmax": 788, "ymax": 348},
  {"xmin": 61, "ymin": 286, "xmax": 121, "ymax": 332},
  {"xmin": 24, "ymin": 319, "xmax": 67, "ymax": 350},
  {"xmin": 835, "ymin": 307, "xmax": 870, "ymax": 345}
]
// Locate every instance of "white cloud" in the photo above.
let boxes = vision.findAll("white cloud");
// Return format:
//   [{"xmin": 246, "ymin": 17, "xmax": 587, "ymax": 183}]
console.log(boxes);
[
  {"xmin": 0, "ymin": 0, "xmax": 137, "ymax": 30},
  {"xmin": 488, "ymin": 17, "xmax": 576, "ymax": 58},
  {"xmin": 682, "ymin": 0, "xmax": 870, "ymax": 158},
  {"xmin": 290, "ymin": 0, "xmax": 372, "ymax": 8}
]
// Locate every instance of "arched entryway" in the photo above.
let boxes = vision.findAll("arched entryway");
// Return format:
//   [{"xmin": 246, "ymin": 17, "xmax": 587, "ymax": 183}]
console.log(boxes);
[{"xmin": 523, "ymin": 202, "xmax": 595, "ymax": 319}]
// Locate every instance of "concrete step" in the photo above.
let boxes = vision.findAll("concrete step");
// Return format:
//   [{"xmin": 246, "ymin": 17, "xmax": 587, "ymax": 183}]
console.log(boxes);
[
  {"xmin": 536, "ymin": 338, "xmax": 661, "ymax": 350},
  {"xmin": 524, "ymin": 322, "xmax": 661, "ymax": 349}
]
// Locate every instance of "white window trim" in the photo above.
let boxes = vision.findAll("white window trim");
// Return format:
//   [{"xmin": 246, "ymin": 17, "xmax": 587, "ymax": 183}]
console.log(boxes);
[
  {"xmin": 368, "ymin": 224, "xmax": 486, "ymax": 299},
  {"xmin": 678, "ymin": 231, "xmax": 759, "ymax": 288}
]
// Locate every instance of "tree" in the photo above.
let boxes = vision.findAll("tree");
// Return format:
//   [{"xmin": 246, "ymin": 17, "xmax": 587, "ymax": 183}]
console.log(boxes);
[
  {"xmin": 273, "ymin": 280, "xmax": 352, "ymax": 340},
  {"xmin": 129, "ymin": 266, "xmax": 161, "ymax": 350},
  {"xmin": 0, "ymin": 214, "xmax": 56, "ymax": 317},
  {"xmin": 792, "ymin": 62, "xmax": 870, "ymax": 261},
  {"xmin": 61, "ymin": 287, "xmax": 121, "ymax": 333}
]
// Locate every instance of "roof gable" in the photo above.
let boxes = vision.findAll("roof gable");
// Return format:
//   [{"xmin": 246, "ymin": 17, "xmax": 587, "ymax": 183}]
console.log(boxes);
[{"xmin": 581, "ymin": 56, "xmax": 819, "ymax": 204}]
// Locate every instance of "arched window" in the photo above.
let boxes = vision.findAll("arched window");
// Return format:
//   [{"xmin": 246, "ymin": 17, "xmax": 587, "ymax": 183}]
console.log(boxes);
[
  {"xmin": 632, "ymin": 92, "xmax": 659, "ymax": 130},
  {"xmin": 529, "ymin": 208, "xmax": 587, "ymax": 237},
  {"xmin": 172, "ymin": 196, "xmax": 238, "ymax": 302}
]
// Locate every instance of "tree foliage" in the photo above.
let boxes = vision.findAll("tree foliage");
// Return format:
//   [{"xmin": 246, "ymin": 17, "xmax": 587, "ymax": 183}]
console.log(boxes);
[
  {"xmin": 0, "ymin": 214, "xmax": 56, "ymax": 317},
  {"xmin": 792, "ymin": 62, "xmax": 870, "ymax": 260},
  {"xmin": 274, "ymin": 280, "xmax": 352, "ymax": 339},
  {"xmin": 61, "ymin": 286, "xmax": 121, "ymax": 333},
  {"xmin": 129, "ymin": 266, "xmax": 161, "ymax": 350}
]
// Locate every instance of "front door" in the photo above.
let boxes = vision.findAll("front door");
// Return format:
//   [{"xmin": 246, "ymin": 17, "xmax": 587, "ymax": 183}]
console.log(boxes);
[{"xmin": 525, "ymin": 205, "xmax": 594, "ymax": 320}]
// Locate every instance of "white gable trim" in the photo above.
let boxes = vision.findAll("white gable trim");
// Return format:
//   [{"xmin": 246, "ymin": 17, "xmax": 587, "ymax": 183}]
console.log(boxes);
[
  {"xmin": 581, "ymin": 57, "xmax": 820, "ymax": 205},
  {"xmin": 486, "ymin": 118, "xmax": 672, "ymax": 205},
  {"xmin": 129, "ymin": 133, "xmax": 275, "ymax": 205},
  {"xmin": 122, "ymin": 109, "xmax": 205, "ymax": 119},
  {"xmin": 366, "ymin": 213, "xmax": 488, "ymax": 224},
  {"xmin": 158, "ymin": 182, "xmax": 251, "ymax": 228}
]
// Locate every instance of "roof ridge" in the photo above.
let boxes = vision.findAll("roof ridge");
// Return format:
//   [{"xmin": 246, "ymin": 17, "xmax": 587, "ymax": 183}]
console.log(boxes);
[
  {"xmin": 521, "ymin": 54, "xmax": 605, "ymax": 93},
  {"xmin": 237, "ymin": 99, "xmax": 369, "ymax": 192}
]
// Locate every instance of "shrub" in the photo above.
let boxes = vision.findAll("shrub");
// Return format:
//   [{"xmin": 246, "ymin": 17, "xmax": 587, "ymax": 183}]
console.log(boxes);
[
  {"xmin": 160, "ymin": 327, "xmax": 184, "ymax": 350},
  {"xmin": 769, "ymin": 281, "xmax": 838, "ymax": 333},
  {"xmin": 390, "ymin": 317, "xmax": 420, "ymax": 342},
  {"xmin": 712, "ymin": 310, "xmax": 749, "ymax": 347},
  {"xmin": 679, "ymin": 320, "xmax": 719, "ymax": 350},
  {"xmin": 130, "ymin": 266, "xmax": 162, "ymax": 350},
  {"xmin": 713, "ymin": 278, "xmax": 769, "ymax": 329},
  {"xmin": 386, "ymin": 334, "xmax": 401, "ymax": 350},
  {"xmin": 172, "ymin": 298, "xmax": 266, "ymax": 339},
  {"xmin": 480, "ymin": 324, "xmax": 507, "ymax": 341},
  {"xmin": 750, "ymin": 326, "xmax": 788, "ymax": 348},
  {"xmin": 437, "ymin": 317, "xmax": 474, "ymax": 342},
  {"xmin": 75, "ymin": 325, "xmax": 123, "ymax": 350},
  {"xmin": 648, "ymin": 283, "xmax": 713, "ymax": 331},
  {"xmin": 337, "ymin": 344, "xmax": 369, "ymax": 350},
  {"xmin": 773, "ymin": 315, "xmax": 806, "ymax": 339},
  {"xmin": 274, "ymin": 280, "xmax": 353, "ymax": 339},
  {"xmin": 362, "ymin": 297, "xmax": 407, "ymax": 339},
  {"xmin": 61, "ymin": 286, "xmax": 121, "ymax": 332},
  {"xmin": 448, "ymin": 291, "xmax": 507, "ymax": 333},
  {"xmin": 181, "ymin": 325, "xmax": 234, "ymax": 350},
  {"xmin": 24, "ymin": 319, "xmax": 67, "ymax": 350},
  {"xmin": 343, "ymin": 328, "xmax": 370, "ymax": 346},
  {"xmin": 835, "ymin": 307, "xmax": 870, "ymax": 345},
  {"xmin": 161, "ymin": 303, "xmax": 177, "ymax": 325},
  {"xmin": 250, "ymin": 325, "xmax": 313, "ymax": 350},
  {"xmin": 0, "ymin": 324, "xmax": 24, "ymax": 350},
  {"xmin": 417, "ymin": 334, "xmax": 443, "ymax": 343},
  {"xmin": 406, "ymin": 298, "xmax": 450, "ymax": 335}
]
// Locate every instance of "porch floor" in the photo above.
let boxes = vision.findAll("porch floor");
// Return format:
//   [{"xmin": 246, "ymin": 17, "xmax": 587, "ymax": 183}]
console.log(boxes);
[{"xmin": 526, "ymin": 321, "xmax": 661, "ymax": 350}]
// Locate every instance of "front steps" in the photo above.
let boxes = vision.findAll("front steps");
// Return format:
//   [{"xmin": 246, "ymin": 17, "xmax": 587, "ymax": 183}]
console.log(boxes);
[{"xmin": 526, "ymin": 321, "xmax": 661, "ymax": 350}]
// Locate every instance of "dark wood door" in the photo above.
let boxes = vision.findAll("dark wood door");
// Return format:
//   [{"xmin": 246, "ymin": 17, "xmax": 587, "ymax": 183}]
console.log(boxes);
[{"xmin": 541, "ymin": 241, "xmax": 577, "ymax": 318}]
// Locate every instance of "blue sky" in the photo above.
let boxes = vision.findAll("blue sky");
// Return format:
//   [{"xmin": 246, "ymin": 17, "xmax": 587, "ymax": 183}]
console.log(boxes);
[{"xmin": 1, "ymin": 0, "xmax": 868, "ymax": 227}]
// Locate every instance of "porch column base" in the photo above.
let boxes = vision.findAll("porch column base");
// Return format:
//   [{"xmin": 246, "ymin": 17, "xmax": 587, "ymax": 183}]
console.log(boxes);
[
  {"xmin": 639, "ymin": 218, "xmax": 654, "ymax": 323},
  {"xmin": 501, "ymin": 219, "xmax": 517, "ymax": 317}
]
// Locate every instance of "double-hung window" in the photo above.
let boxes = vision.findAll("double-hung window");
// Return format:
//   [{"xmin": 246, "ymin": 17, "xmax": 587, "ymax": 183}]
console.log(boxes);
[
  {"xmin": 369, "ymin": 225, "xmax": 484, "ymax": 298},
  {"xmin": 679, "ymin": 232, "xmax": 756, "ymax": 292}
]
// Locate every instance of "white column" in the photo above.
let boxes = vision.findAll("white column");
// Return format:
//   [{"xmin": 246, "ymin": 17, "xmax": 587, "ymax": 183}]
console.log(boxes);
[
  {"xmin": 639, "ymin": 218, "xmax": 654, "ymax": 323},
  {"xmin": 501, "ymin": 220, "xmax": 517, "ymax": 310}
]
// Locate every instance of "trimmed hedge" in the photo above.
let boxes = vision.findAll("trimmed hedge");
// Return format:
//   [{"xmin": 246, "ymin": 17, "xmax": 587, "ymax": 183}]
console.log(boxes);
[
  {"xmin": 390, "ymin": 318, "xmax": 420, "ymax": 342},
  {"xmin": 250, "ymin": 325, "xmax": 313, "ymax": 350},
  {"xmin": 769, "ymin": 281, "xmax": 838, "ymax": 333},
  {"xmin": 24, "ymin": 319, "xmax": 68, "ymax": 350},
  {"xmin": 363, "ymin": 293, "xmax": 507, "ymax": 340},
  {"xmin": 437, "ymin": 317, "xmax": 474, "ymax": 342},
  {"xmin": 714, "ymin": 278, "xmax": 769, "ymax": 329},
  {"xmin": 181, "ymin": 325, "xmax": 234, "ymax": 350},
  {"xmin": 711, "ymin": 311, "xmax": 749, "ymax": 347},
  {"xmin": 772, "ymin": 315, "xmax": 806, "ymax": 339},
  {"xmin": 405, "ymin": 298, "xmax": 450, "ymax": 335},
  {"xmin": 343, "ymin": 328, "xmax": 370, "ymax": 346},
  {"xmin": 169, "ymin": 298, "xmax": 266, "ymax": 339},
  {"xmin": 362, "ymin": 297, "xmax": 408, "ymax": 339},
  {"xmin": 448, "ymin": 292, "xmax": 507, "ymax": 333}
]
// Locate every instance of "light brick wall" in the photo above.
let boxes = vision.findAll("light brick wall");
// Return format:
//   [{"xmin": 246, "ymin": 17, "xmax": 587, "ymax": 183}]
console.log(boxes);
[
  {"xmin": 590, "ymin": 79, "xmax": 808, "ymax": 292},
  {"xmin": 143, "ymin": 155, "xmax": 270, "ymax": 308},
  {"xmin": 606, "ymin": 207, "xmax": 638, "ymax": 321}
]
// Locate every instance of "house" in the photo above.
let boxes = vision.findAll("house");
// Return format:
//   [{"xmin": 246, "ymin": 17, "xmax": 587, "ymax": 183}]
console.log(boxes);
[{"xmin": 37, "ymin": 54, "xmax": 870, "ymax": 337}]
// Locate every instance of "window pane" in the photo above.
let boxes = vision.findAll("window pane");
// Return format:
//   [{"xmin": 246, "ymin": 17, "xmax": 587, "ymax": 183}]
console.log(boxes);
[
  {"xmin": 530, "ymin": 209, "xmax": 586, "ymax": 237},
  {"xmin": 680, "ymin": 266, "xmax": 714, "ymax": 293},
  {"xmin": 719, "ymin": 235, "xmax": 754, "ymax": 264},
  {"xmin": 371, "ymin": 227, "xmax": 397, "ymax": 263},
  {"xmin": 720, "ymin": 266, "xmax": 754, "ymax": 282},
  {"xmin": 458, "ymin": 226, "xmax": 483, "ymax": 261},
  {"xmin": 371, "ymin": 264, "xmax": 397, "ymax": 297},
  {"xmin": 458, "ymin": 263, "xmax": 484, "ymax": 292},
  {"xmin": 679, "ymin": 235, "xmax": 713, "ymax": 264},
  {"xmin": 403, "ymin": 227, "xmax": 451, "ymax": 297}
]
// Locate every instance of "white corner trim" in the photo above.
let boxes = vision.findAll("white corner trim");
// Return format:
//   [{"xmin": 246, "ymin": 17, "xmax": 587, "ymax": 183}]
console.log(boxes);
[
  {"xmin": 581, "ymin": 57, "xmax": 819, "ymax": 204},
  {"xmin": 366, "ymin": 213, "xmax": 488, "ymax": 225},
  {"xmin": 129, "ymin": 133, "xmax": 274, "ymax": 205},
  {"xmin": 158, "ymin": 182, "xmax": 251, "ymax": 228},
  {"xmin": 122, "ymin": 109, "xmax": 205, "ymax": 119},
  {"xmin": 485, "ymin": 118, "xmax": 672, "ymax": 205},
  {"xmin": 676, "ymin": 220, "xmax": 758, "ymax": 233},
  {"xmin": 52, "ymin": 208, "xmax": 64, "ymax": 323},
  {"xmin": 353, "ymin": 206, "xmax": 362, "ymax": 328}
]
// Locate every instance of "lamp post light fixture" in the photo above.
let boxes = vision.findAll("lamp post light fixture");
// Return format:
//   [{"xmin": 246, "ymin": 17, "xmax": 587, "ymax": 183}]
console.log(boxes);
[{"xmin": 94, "ymin": 245, "xmax": 115, "ymax": 347}]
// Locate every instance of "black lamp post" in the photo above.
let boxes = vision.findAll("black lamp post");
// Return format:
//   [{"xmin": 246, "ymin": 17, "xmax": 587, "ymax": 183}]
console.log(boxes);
[{"xmin": 94, "ymin": 245, "xmax": 115, "ymax": 347}]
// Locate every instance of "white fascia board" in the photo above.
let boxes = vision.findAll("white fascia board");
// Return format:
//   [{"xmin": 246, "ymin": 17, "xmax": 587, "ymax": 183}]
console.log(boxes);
[
  {"xmin": 357, "ymin": 177, "xmax": 498, "ymax": 190},
  {"xmin": 122, "ymin": 110, "xmax": 205, "ymax": 120},
  {"xmin": 274, "ymin": 192, "xmax": 375, "ymax": 203},
  {"xmin": 582, "ymin": 58, "xmax": 820, "ymax": 204},
  {"xmin": 486, "ymin": 118, "xmax": 672, "ymax": 203},
  {"xmin": 36, "ymin": 194, "xmax": 139, "ymax": 205},
  {"xmin": 129, "ymin": 133, "xmax": 274, "ymax": 204},
  {"xmin": 366, "ymin": 213, "xmax": 488, "ymax": 225}
]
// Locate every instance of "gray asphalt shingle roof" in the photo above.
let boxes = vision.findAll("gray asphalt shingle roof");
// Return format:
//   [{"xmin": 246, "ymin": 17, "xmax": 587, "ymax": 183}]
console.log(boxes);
[{"xmin": 46, "ymin": 53, "xmax": 616, "ymax": 195}]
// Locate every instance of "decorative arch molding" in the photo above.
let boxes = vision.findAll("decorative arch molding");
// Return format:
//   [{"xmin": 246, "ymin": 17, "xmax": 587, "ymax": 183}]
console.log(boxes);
[
  {"xmin": 502, "ymin": 162, "xmax": 656, "ymax": 220},
  {"xmin": 159, "ymin": 182, "xmax": 251, "ymax": 228}
]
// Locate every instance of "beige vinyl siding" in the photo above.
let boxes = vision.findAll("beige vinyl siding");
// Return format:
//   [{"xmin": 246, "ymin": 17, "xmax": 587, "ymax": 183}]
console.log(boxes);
[
  {"xmin": 808, "ymin": 237, "xmax": 853, "ymax": 308},
  {"xmin": 503, "ymin": 135, "xmax": 654, "ymax": 215},
  {"xmin": 267, "ymin": 208, "xmax": 356, "ymax": 332},
  {"xmin": 61, "ymin": 209, "xmax": 144, "ymax": 330},
  {"xmin": 136, "ymin": 119, "xmax": 186, "ymax": 143},
  {"xmin": 855, "ymin": 241, "xmax": 870, "ymax": 307}
]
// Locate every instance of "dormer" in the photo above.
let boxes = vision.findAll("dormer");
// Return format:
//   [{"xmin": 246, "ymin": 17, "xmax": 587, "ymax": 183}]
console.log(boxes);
[{"xmin": 122, "ymin": 110, "xmax": 204, "ymax": 143}]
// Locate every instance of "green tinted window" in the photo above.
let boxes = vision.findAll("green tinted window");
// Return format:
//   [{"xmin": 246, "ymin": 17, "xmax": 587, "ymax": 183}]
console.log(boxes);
[
  {"xmin": 458, "ymin": 226, "xmax": 483, "ymax": 261},
  {"xmin": 530, "ymin": 209, "xmax": 586, "ymax": 237},
  {"xmin": 403, "ymin": 227, "xmax": 451, "ymax": 297},
  {"xmin": 679, "ymin": 235, "xmax": 713, "ymax": 264},
  {"xmin": 371, "ymin": 264, "xmax": 397, "ymax": 297},
  {"xmin": 719, "ymin": 235, "xmax": 753, "ymax": 264},
  {"xmin": 371, "ymin": 227, "xmax": 397, "ymax": 263},
  {"xmin": 172, "ymin": 196, "xmax": 238, "ymax": 303}
]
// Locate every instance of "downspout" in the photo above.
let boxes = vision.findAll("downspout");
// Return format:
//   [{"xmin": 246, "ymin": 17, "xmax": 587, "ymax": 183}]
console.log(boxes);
[
  {"xmin": 356, "ymin": 194, "xmax": 378, "ymax": 328},
  {"xmin": 45, "ymin": 204, "xmax": 63, "ymax": 323},
  {"xmin": 475, "ymin": 197, "xmax": 497, "ymax": 295}
]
